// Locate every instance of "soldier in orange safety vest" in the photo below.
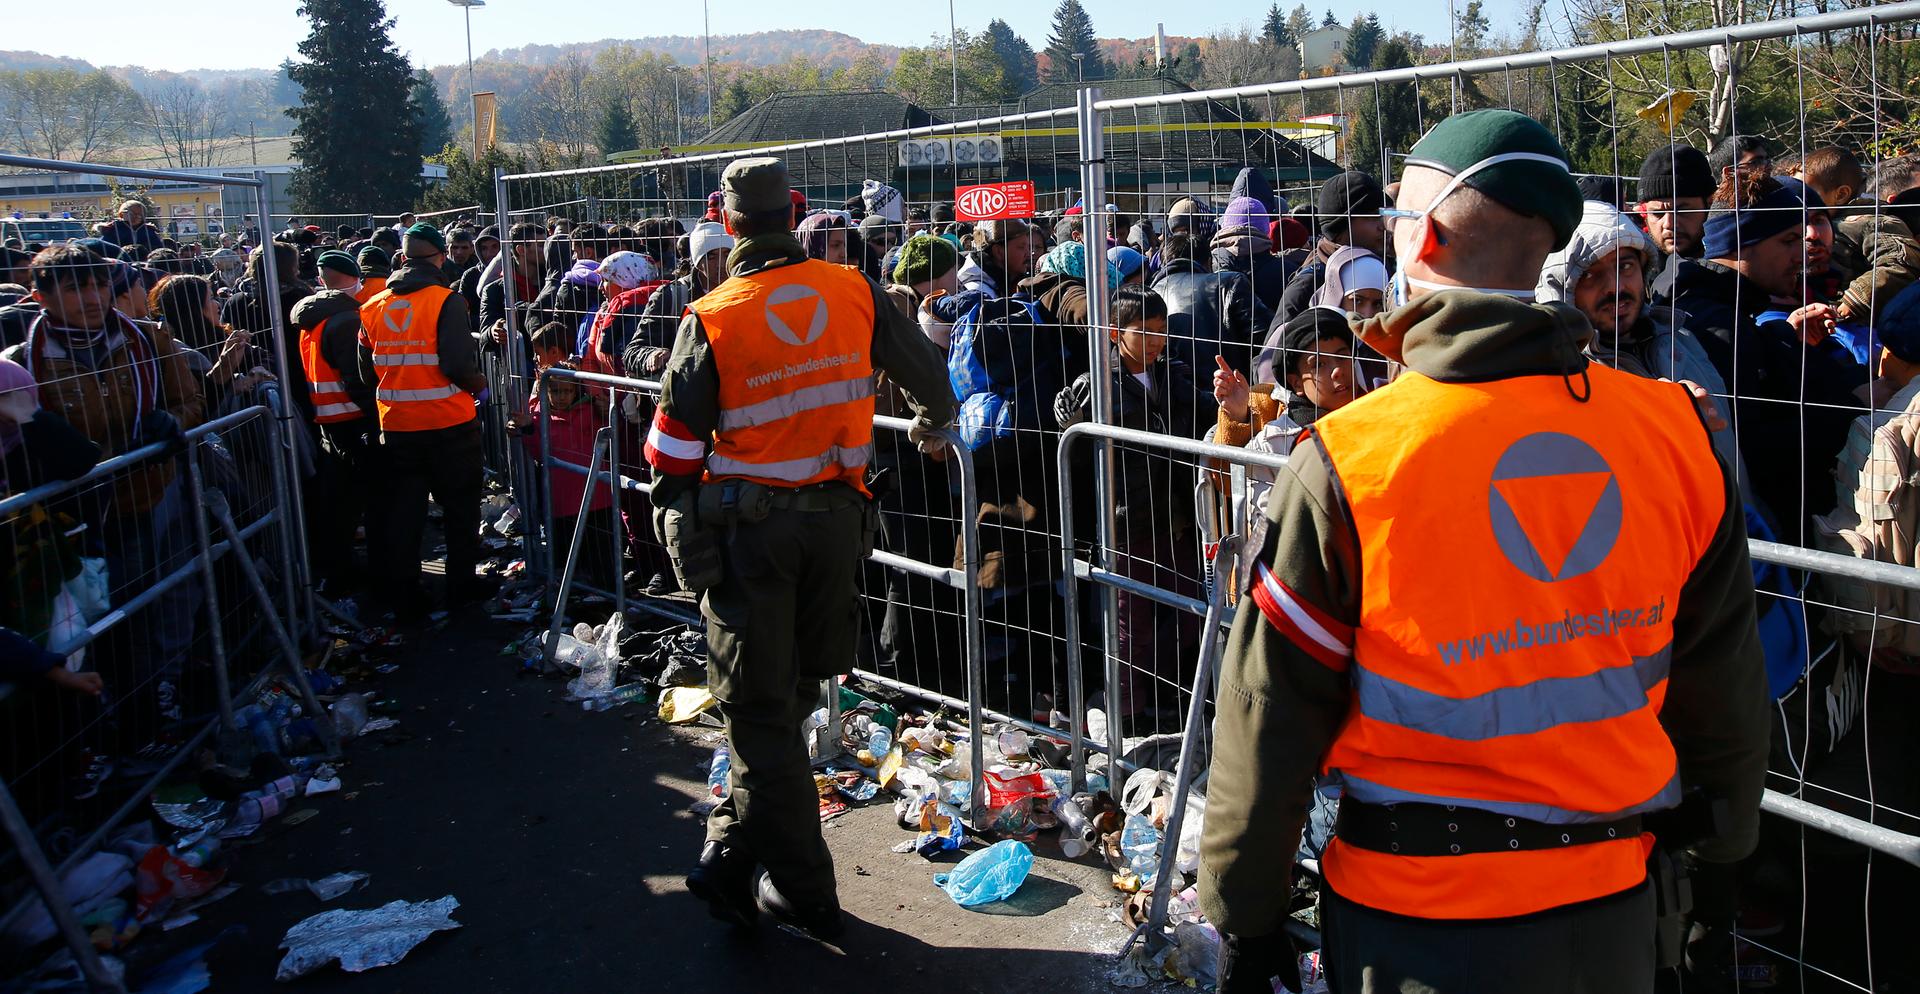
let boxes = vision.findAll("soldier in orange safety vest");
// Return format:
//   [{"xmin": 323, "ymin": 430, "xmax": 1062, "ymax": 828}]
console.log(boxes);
[
  {"xmin": 1200, "ymin": 111, "xmax": 1769, "ymax": 994},
  {"xmin": 290, "ymin": 285, "xmax": 377, "ymax": 591},
  {"xmin": 646, "ymin": 157, "xmax": 954, "ymax": 940},
  {"xmin": 355, "ymin": 222, "xmax": 491, "ymax": 621}
]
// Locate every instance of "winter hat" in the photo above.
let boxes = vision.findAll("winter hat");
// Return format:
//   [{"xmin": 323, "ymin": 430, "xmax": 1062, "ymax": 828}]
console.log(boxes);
[
  {"xmin": 1877, "ymin": 282, "xmax": 1920, "ymax": 364},
  {"xmin": 703, "ymin": 191, "xmax": 724, "ymax": 222},
  {"xmin": 1316, "ymin": 171, "xmax": 1385, "ymax": 237},
  {"xmin": 0, "ymin": 357, "xmax": 37, "ymax": 461},
  {"xmin": 893, "ymin": 233, "xmax": 959, "ymax": 287},
  {"xmin": 316, "ymin": 250, "xmax": 361, "ymax": 279},
  {"xmin": 1404, "ymin": 109, "xmax": 1583, "ymax": 250},
  {"xmin": 1313, "ymin": 246, "xmax": 1388, "ymax": 310},
  {"xmin": 1037, "ymin": 241, "xmax": 1123, "ymax": 291},
  {"xmin": 971, "ymin": 218, "xmax": 1032, "ymax": 250},
  {"xmin": 688, "ymin": 221, "xmax": 734, "ymax": 262},
  {"xmin": 1271, "ymin": 217, "xmax": 1311, "ymax": 251},
  {"xmin": 789, "ymin": 189, "xmax": 809, "ymax": 227},
  {"xmin": 1279, "ymin": 305, "xmax": 1357, "ymax": 357},
  {"xmin": 858, "ymin": 214, "xmax": 895, "ymax": 244},
  {"xmin": 931, "ymin": 202, "xmax": 957, "ymax": 224},
  {"xmin": 1637, "ymin": 144, "xmax": 1716, "ymax": 203},
  {"xmin": 1166, "ymin": 198, "xmax": 1212, "ymax": 233},
  {"xmin": 1107, "ymin": 246, "xmax": 1146, "ymax": 280},
  {"xmin": 599, "ymin": 250, "xmax": 655, "ymax": 289},
  {"xmin": 403, "ymin": 222, "xmax": 447, "ymax": 257},
  {"xmin": 1537, "ymin": 200, "xmax": 1656, "ymax": 304},
  {"xmin": 477, "ymin": 225, "xmax": 501, "ymax": 247},
  {"xmin": 861, "ymin": 179, "xmax": 904, "ymax": 223},
  {"xmin": 1220, "ymin": 196, "xmax": 1272, "ymax": 232},
  {"xmin": 720, "ymin": 157, "xmax": 790, "ymax": 213},
  {"xmin": 1701, "ymin": 179, "xmax": 1810, "ymax": 261}
]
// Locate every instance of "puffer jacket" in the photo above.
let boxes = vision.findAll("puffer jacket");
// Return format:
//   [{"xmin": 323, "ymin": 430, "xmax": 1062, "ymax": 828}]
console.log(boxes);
[{"xmin": 1, "ymin": 313, "xmax": 203, "ymax": 518}]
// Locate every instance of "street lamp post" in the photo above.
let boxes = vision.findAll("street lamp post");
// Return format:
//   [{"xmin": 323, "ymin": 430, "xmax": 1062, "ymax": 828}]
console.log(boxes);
[
  {"xmin": 446, "ymin": 0, "xmax": 485, "ymax": 152},
  {"xmin": 704, "ymin": 0, "xmax": 714, "ymax": 133},
  {"xmin": 1071, "ymin": 52, "xmax": 1086, "ymax": 83},
  {"xmin": 668, "ymin": 66, "xmax": 684, "ymax": 145},
  {"xmin": 949, "ymin": 0, "xmax": 960, "ymax": 106}
]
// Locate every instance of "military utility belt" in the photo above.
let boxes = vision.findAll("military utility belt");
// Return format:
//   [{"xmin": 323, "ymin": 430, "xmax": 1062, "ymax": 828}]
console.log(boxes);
[
  {"xmin": 765, "ymin": 481, "xmax": 862, "ymax": 512},
  {"xmin": 1335, "ymin": 800, "xmax": 1643, "ymax": 857}
]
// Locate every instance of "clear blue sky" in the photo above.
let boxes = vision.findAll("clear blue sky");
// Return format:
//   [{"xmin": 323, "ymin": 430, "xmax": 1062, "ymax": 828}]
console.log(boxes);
[{"xmin": 27, "ymin": 0, "xmax": 1502, "ymax": 73}]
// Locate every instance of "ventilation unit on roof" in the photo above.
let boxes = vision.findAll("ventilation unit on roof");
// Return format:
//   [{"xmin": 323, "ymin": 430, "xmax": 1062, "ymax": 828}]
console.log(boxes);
[
  {"xmin": 897, "ymin": 138, "xmax": 952, "ymax": 167},
  {"xmin": 951, "ymin": 135, "xmax": 1004, "ymax": 165}
]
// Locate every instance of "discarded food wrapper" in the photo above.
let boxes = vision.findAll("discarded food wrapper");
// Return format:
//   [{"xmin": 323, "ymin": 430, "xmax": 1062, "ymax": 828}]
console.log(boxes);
[
  {"xmin": 265, "ymin": 872, "xmax": 369, "ymax": 902},
  {"xmin": 915, "ymin": 801, "xmax": 967, "ymax": 857},
  {"xmin": 934, "ymin": 839, "xmax": 1034, "ymax": 907},
  {"xmin": 657, "ymin": 686, "xmax": 717, "ymax": 724},
  {"xmin": 359, "ymin": 718, "xmax": 401, "ymax": 736},
  {"xmin": 305, "ymin": 776, "xmax": 342, "ymax": 796},
  {"xmin": 152, "ymin": 795, "xmax": 226, "ymax": 830},
  {"xmin": 276, "ymin": 896, "xmax": 461, "ymax": 981}
]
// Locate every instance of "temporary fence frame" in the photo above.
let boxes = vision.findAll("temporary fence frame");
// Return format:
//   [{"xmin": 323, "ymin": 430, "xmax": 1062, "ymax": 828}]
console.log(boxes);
[
  {"xmin": 0, "ymin": 406, "xmax": 331, "ymax": 993},
  {"xmin": 373, "ymin": 205, "xmax": 485, "ymax": 228}
]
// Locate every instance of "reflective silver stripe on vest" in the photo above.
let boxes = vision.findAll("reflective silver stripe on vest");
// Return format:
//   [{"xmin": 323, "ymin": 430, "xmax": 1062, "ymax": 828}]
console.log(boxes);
[
  {"xmin": 313, "ymin": 401, "xmax": 362, "ymax": 418},
  {"xmin": 378, "ymin": 384, "xmax": 463, "ymax": 402},
  {"xmin": 1351, "ymin": 643, "xmax": 1672, "ymax": 743},
  {"xmin": 717, "ymin": 375, "xmax": 876, "ymax": 432},
  {"xmin": 706, "ymin": 443, "xmax": 873, "ymax": 482},
  {"xmin": 373, "ymin": 353, "xmax": 442, "ymax": 367},
  {"xmin": 310, "ymin": 380, "xmax": 347, "ymax": 392}
]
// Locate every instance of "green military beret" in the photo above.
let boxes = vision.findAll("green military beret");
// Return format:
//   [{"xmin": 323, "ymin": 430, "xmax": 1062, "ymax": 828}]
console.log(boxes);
[
  {"xmin": 1406, "ymin": 109, "xmax": 1584, "ymax": 251},
  {"xmin": 316, "ymin": 250, "xmax": 361, "ymax": 278},
  {"xmin": 403, "ymin": 221, "xmax": 447, "ymax": 257}
]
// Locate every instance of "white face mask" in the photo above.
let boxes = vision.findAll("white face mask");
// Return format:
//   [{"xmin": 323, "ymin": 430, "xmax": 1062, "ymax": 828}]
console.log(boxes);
[{"xmin": 1390, "ymin": 151, "xmax": 1565, "ymax": 305}]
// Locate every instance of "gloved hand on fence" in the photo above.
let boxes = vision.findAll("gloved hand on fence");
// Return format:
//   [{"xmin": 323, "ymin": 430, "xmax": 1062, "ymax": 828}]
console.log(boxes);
[
  {"xmin": 134, "ymin": 410, "xmax": 185, "ymax": 454},
  {"xmin": 1052, "ymin": 372, "xmax": 1093, "ymax": 430},
  {"xmin": 1216, "ymin": 931, "xmax": 1303, "ymax": 994},
  {"xmin": 473, "ymin": 386, "xmax": 492, "ymax": 406},
  {"xmin": 906, "ymin": 416, "xmax": 948, "ymax": 452}
]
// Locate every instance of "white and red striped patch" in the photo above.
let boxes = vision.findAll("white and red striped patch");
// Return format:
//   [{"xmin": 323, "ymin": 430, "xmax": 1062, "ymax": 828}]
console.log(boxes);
[
  {"xmin": 1249, "ymin": 561, "xmax": 1353, "ymax": 672},
  {"xmin": 644, "ymin": 409, "xmax": 705, "ymax": 474}
]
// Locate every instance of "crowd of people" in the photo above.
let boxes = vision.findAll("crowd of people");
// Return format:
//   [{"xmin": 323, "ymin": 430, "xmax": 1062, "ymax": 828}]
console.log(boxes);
[{"xmin": 5, "ymin": 115, "xmax": 1920, "ymax": 984}]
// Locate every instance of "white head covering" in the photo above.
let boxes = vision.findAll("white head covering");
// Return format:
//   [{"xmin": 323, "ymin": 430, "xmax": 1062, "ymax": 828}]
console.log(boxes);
[
  {"xmin": 1313, "ymin": 246, "xmax": 1388, "ymax": 310},
  {"xmin": 688, "ymin": 222, "xmax": 735, "ymax": 262},
  {"xmin": 599, "ymin": 251, "xmax": 655, "ymax": 290}
]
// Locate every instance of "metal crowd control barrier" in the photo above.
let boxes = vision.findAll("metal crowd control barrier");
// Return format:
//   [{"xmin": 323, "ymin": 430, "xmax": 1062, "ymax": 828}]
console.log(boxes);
[
  {"xmin": 0, "ymin": 407, "xmax": 331, "ymax": 993},
  {"xmin": 525, "ymin": 367, "xmax": 995, "ymax": 823}
]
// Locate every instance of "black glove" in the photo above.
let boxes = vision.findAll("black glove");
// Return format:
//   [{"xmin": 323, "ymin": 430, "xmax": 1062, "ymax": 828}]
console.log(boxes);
[
  {"xmin": 1218, "ymin": 931, "xmax": 1303, "ymax": 994},
  {"xmin": 1052, "ymin": 372, "xmax": 1093, "ymax": 430},
  {"xmin": 135, "ymin": 410, "xmax": 185, "ymax": 453}
]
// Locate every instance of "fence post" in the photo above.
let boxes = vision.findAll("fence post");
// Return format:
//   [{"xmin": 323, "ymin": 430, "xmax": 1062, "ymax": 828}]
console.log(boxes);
[
  {"xmin": 253, "ymin": 172, "xmax": 313, "ymax": 643},
  {"xmin": 1075, "ymin": 86, "xmax": 1124, "ymax": 770}
]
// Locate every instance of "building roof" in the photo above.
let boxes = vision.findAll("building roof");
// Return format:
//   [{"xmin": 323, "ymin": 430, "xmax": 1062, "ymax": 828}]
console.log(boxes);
[{"xmin": 702, "ymin": 90, "xmax": 934, "ymax": 145}]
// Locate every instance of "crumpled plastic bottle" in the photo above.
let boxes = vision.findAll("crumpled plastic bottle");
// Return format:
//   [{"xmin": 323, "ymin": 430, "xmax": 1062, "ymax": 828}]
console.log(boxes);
[
  {"xmin": 934, "ymin": 839, "xmax": 1034, "ymax": 906},
  {"xmin": 329, "ymin": 693, "xmax": 369, "ymax": 738},
  {"xmin": 1120, "ymin": 812, "xmax": 1162, "ymax": 887}
]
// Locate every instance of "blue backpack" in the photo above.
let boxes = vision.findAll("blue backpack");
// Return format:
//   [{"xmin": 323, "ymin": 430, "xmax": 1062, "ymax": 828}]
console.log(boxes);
[
  {"xmin": 1746, "ymin": 506, "xmax": 1810, "ymax": 700},
  {"xmin": 947, "ymin": 295, "xmax": 1067, "ymax": 451}
]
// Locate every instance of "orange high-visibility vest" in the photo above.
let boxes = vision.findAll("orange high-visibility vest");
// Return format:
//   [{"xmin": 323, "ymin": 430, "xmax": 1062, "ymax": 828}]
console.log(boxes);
[
  {"xmin": 298, "ymin": 313, "xmax": 366, "ymax": 424},
  {"xmin": 1309, "ymin": 363, "xmax": 1725, "ymax": 920},
  {"xmin": 353, "ymin": 276, "xmax": 386, "ymax": 304},
  {"xmin": 690, "ymin": 259, "xmax": 877, "ymax": 493},
  {"xmin": 358, "ymin": 285, "xmax": 474, "ymax": 432}
]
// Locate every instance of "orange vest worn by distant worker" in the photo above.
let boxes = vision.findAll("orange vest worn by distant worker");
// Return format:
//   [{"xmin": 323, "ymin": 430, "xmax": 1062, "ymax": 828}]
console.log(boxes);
[
  {"xmin": 1303, "ymin": 364, "xmax": 1724, "ymax": 920},
  {"xmin": 358, "ymin": 284, "xmax": 474, "ymax": 432},
  {"xmin": 687, "ymin": 259, "xmax": 877, "ymax": 493},
  {"xmin": 298, "ymin": 314, "xmax": 365, "ymax": 424},
  {"xmin": 353, "ymin": 276, "xmax": 386, "ymax": 304}
]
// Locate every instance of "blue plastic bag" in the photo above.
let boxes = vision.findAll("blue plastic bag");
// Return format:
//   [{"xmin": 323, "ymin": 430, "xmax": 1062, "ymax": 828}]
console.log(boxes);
[{"xmin": 934, "ymin": 839, "xmax": 1034, "ymax": 907}]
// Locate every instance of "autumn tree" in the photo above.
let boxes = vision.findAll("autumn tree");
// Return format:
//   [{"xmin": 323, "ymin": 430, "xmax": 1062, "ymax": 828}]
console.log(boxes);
[
  {"xmin": 892, "ymin": 30, "xmax": 1010, "ymax": 106},
  {"xmin": 0, "ymin": 69, "xmax": 144, "ymax": 162}
]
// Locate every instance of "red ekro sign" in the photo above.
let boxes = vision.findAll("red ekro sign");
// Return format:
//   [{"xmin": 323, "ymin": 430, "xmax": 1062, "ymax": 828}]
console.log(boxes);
[{"xmin": 954, "ymin": 181, "xmax": 1036, "ymax": 222}]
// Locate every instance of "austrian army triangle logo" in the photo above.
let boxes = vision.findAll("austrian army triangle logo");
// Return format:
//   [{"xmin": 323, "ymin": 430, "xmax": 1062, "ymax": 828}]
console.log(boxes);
[
  {"xmin": 1488, "ymin": 432, "xmax": 1623, "ymax": 583},
  {"xmin": 765, "ymin": 284, "xmax": 828, "ymax": 346}
]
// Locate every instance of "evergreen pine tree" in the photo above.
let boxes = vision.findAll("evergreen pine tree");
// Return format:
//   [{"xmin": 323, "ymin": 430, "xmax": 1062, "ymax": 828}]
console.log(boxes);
[
  {"xmin": 1043, "ymin": 0, "xmax": 1107, "ymax": 83},
  {"xmin": 1264, "ymin": 4, "xmax": 1296, "ymax": 48},
  {"xmin": 287, "ymin": 0, "xmax": 422, "ymax": 212},
  {"xmin": 596, "ymin": 98, "xmax": 638, "ymax": 158},
  {"xmin": 986, "ymin": 19, "xmax": 1041, "ymax": 98},
  {"xmin": 1323, "ymin": 9, "xmax": 1339, "ymax": 27},
  {"xmin": 1288, "ymin": 5, "xmax": 1315, "ymax": 40},
  {"xmin": 1456, "ymin": 0, "xmax": 1493, "ymax": 54},
  {"xmin": 1348, "ymin": 39, "xmax": 1420, "ymax": 176},
  {"xmin": 1342, "ymin": 13, "xmax": 1384, "ymax": 69},
  {"xmin": 409, "ymin": 68, "xmax": 452, "ymax": 158}
]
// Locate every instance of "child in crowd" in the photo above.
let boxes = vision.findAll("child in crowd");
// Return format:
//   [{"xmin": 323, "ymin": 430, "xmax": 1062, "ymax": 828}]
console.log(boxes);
[
  {"xmin": 1054, "ymin": 286, "xmax": 1211, "ymax": 725},
  {"xmin": 524, "ymin": 359, "xmax": 617, "ymax": 589}
]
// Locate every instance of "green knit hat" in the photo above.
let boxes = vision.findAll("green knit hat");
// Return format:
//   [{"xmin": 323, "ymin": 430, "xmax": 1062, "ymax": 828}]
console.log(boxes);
[
  {"xmin": 356, "ymin": 245, "xmax": 392, "ymax": 275},
  {"xmin": 403, "ymin": 221, "xmax": 447, "ymax": 257},
  {"xmin": 893, "ymin": 233, "xmax": 958, "ymax": 287},
  {"xmin": 316, "ymin": 250, "xmax": 360, "ymax": 279},
  {"xmin": 1405, "ymin": 109, "xmax": 1583, "ymax": 250}
]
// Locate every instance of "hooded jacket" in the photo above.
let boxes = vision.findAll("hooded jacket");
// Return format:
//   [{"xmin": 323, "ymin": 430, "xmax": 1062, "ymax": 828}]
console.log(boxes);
[
  {"xmin": 1198, "ymin": 290, "xmax": 1768, "ymax": 937},
  {"xmin": 1832, "ymin": 202, "xmax": 1920, "ymax": 320},
  {"xmin": 1654, "ymin": 254, "xmax": 1866, "ymax": 530},
  {"xmin": 1537, "ymin": 203, "xmax": 1749, "ymax": 499}
]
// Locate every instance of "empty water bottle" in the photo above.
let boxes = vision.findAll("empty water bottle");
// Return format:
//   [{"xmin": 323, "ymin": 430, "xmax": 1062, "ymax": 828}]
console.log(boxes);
[
  {"xmin": 330, "ymin": 693, "xmax": 369, "ymax": 738},
  {"xmin": 868, "ymin": 725, "xmax": 893, "ymax": 760},
  {"xmin": 1053, "ymin": 794, "xmax": 1096, "ymax": 859},
  {"xmin": 707, "ymin": 745, "xmax": 731, "ymax": 798},
  {"xmin": 1120, "ymin": 812, "xmax": 1162, "ymax": 886}
]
